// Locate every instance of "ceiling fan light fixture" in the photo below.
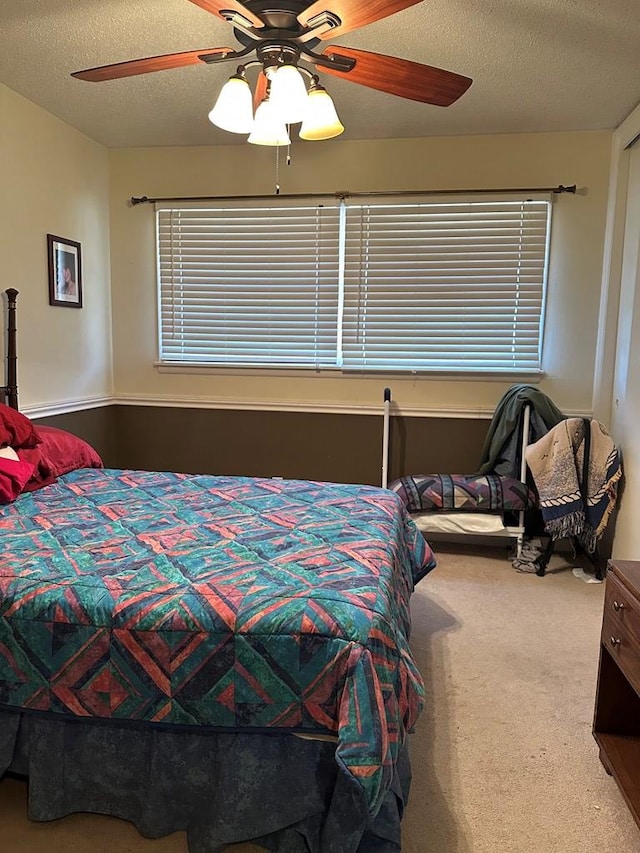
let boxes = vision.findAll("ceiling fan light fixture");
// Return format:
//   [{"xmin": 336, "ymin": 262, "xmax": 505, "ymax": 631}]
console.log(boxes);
[
  {"xmin": 208, "ymin": 71, "xmax": 254, "ymax": 134},
  {"xmin": 268, "ymin": 64, "xmax": 309, "ymax": 124},
  {"xmin": 299, "ymin": 82, "xmax": 344, "ymax": 141},
  {"xmin": 71, "ymin": 0, "xmax": 475, "ymax": 150},
  {"xmin": 248, "ymin": 98, "xmax": 291, "ymax": 146}
]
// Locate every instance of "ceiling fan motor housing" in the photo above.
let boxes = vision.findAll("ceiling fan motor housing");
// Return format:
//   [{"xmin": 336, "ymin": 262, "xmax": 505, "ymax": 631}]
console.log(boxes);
[
  {"xmin": 256, "ymin": 41, "xmax": 300, "ymax": 74},
  {"xmin": 242, "ymin": 0, "xmax": 326, "ymax": 30}
]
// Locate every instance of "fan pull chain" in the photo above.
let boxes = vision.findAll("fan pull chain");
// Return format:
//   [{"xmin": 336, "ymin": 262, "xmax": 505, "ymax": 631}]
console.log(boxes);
[{"xmin": 273, "ymin": 133, "xmax": 292, "ymax": 195}]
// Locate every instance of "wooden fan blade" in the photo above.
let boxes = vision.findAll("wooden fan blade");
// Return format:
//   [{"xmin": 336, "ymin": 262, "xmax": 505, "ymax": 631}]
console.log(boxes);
[
  {"xmin": 253, "ymin": 71, "xmax": 268, "ymax": 111},
  {"xmin": 71, "ymin": 48, "xmax": 234, "ymax": 82},
  {"xmin": 320, "ymin": 46, "xmax": 472, "ymax": 106},
  {"xmin": 186, "ymin": 0, "xmax": 264, "ymax": 28},
  {"xmin": 298, "ymin": 0, "xmax": 422, "ymax": 39}
]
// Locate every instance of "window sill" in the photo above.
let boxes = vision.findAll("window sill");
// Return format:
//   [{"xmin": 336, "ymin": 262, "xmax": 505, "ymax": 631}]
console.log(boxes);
[{"xmin": 154, "ymin": 361, "xmax": 545, "ymax": 382}]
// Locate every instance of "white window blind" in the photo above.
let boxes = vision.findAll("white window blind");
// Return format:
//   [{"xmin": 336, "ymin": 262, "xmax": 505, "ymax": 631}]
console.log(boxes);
[
  {"xmin": 157, "ymin": 195, "xmax": 551, "ymax": 373},
  {"xmin": 158, "ymin": 201, "xmax": 341, "ymax": 366},
  {"xmin": 342, "ymin": 199, "xmax": 551, "ymax": 371}
]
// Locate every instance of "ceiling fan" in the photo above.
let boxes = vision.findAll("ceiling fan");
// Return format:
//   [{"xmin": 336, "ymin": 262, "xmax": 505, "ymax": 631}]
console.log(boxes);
[{"xmin": 72, "ymin": 0, "xmax": 471, "ymax": 101}]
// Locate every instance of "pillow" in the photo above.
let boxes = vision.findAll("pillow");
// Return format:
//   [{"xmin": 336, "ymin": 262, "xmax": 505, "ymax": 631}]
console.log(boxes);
[
  {"xmin": 20, "ymin": 425, "xmax": 103, "ymax": 492},
  {"xmin": 0, "ymin": 403, "xmax": 41, "ymax": 449},
  {"xmin": 34, "ymin": 426, "xmax": 103, "ymax": 476},
  {"xmin": 0, "ymin": 452, "xmax": 36, "ymax": 504}
]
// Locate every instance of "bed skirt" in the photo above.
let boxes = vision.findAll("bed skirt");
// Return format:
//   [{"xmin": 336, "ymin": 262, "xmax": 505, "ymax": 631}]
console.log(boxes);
[{"xmin": 0, "ymin": 710, "xmax": 411, "ymax": 852}]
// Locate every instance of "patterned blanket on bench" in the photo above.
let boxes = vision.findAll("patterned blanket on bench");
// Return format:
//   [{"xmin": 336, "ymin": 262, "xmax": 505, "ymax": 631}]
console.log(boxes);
[{"xmin": 390, "ymin": 473, "xmax": 536, "ymax": 513}]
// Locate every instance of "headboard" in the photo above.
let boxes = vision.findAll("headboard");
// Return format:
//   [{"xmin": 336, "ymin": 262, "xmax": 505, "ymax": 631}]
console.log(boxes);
[{"xmin": 1, "ymin": 288, "xmax": 18, "ymax": 410}]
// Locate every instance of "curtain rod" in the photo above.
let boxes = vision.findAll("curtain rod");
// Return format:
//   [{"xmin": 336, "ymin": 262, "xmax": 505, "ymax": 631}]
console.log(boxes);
[{"xmin": 130, "ymin": 184, "xmax": 577, "ymax": 205}]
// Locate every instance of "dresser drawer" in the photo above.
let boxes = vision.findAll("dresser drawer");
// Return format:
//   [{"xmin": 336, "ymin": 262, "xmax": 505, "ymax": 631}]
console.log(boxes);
[
  {"xmin": 602, "ymin": 608, "xmax": 640, "ymax": 697},
  {"xmin": 603, "ymin": 569, "xmax": 640, "ymax": 643}
]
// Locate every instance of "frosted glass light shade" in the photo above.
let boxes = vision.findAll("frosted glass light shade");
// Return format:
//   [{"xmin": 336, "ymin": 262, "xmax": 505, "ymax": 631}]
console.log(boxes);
[
  {"xmin": 269, "ymin": 65, "xmax": 308, "ymax": 124},
  {"xmin": 208, "ymin": 75, "xmax": 254, "ymax": 134},
  {"xmin": 248, "ymin": 99, "xmax": 291, "ymax": 146},
  {"xmin": 299, "ymin": 87, "xmax": 344, "ymax": 140}
]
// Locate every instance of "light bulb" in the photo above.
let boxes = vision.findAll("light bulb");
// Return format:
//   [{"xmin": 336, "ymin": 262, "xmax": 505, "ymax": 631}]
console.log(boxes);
[
  {"xmin": 299, "ymin": 83, "xmax": 344, "ymax": 141},
  {"xmin": 248, "ymin": 99, "xmax": 291, "ymax": 146},
  {"xmin": 269, "ymin": 65, "xmax": 308, "ymax": 124},
  {"xmin": 208, "ymin": 73, "xmax": 254, "ymax": 134}
]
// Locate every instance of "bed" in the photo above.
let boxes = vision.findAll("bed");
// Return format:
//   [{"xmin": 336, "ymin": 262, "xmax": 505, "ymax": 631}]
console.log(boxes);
[{"xmin": 0, "ymin": 288, "xmax": 435, "ymax": 852}]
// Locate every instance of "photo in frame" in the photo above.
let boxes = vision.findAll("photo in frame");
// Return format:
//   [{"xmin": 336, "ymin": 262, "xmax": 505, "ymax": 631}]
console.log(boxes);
[{"xmin": 47, "ymin": 234, "xmax": 83, "ymax": 308}]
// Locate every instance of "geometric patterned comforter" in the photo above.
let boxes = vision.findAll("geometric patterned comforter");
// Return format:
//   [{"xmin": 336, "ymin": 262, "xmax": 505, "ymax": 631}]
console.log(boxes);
[{"xmin": 0, "ymin": 469, "xmax": 435, "ymax": 815}]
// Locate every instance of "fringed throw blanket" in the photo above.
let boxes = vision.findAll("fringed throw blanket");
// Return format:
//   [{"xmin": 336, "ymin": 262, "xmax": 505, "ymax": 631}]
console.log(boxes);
[{"xmin": 525, "ymin": 419, "xmax": 622, "ymax": 553}]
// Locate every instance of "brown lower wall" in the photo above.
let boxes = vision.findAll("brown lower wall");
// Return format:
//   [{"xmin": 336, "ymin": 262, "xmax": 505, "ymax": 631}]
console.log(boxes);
[{"xmin": 34, "ymin": 404, "xmax": 489, "ymax": 484}]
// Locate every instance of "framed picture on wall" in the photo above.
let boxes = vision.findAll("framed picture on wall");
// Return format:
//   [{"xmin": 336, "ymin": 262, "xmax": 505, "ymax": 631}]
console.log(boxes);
[{"xmin": 47, "ymin": 234, "xmax": 83, "ymax": 308}]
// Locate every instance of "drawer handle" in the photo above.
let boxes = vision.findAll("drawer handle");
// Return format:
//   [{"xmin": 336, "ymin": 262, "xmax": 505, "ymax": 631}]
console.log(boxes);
[
  {"xmin": 613, "ymin": 601, "xmax": 625, "ymax": 612},
  {"xmin": 610, "ymin": 637, "xmax": 621, "ymax": 648}
]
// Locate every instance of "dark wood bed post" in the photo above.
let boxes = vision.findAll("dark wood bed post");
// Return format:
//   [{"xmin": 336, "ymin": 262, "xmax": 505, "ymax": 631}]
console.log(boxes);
[{"xmin": 4, "ymin": 288, "xmax": 18, "ymax": 410}]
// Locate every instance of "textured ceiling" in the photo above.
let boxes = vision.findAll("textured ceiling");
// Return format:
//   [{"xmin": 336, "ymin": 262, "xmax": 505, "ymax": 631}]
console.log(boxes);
[{"xmin": 1, "ymin": 0, "xmax": 640, "ymax": 148}]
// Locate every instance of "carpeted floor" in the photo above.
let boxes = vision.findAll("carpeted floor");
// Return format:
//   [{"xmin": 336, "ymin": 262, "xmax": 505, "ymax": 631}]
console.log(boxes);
[
  {"xmin": 401, "ymin": 544, "xmax": 640, "ymax": 853},
  {"xmin": 1, "ymin": 544, "xmax": 639, "ymax": 852}
]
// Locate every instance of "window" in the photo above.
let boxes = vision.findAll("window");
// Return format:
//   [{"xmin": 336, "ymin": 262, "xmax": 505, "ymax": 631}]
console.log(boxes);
[
  {"xmin": 157, "ymin": 194, "xmax": 551, "ymax": 373},
  {"xmin": 158, "ymin": 201, "xmax": 341, "ymax": 367}
]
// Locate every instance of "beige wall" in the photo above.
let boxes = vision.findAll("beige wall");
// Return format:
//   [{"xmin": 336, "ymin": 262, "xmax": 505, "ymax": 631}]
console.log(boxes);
[
  {"xmin": 0, "ymin": 84, "xmax": 112, "ymax": 411},
  {"xmin": 109, "ymin": 130, "xmax": 611, "ymax": 417}
]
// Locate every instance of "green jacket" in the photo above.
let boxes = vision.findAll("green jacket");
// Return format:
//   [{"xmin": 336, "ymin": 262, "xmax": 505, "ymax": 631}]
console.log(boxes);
[{"xmin": 477, "ymin": 384, "xmax": 565, "ymax": 478}]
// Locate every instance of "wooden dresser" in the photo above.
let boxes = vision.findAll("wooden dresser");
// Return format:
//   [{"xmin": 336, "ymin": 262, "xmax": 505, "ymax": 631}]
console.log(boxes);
[{"xmin": 593, "ymin": 560, "xmax": 640, "ymax": 828}]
